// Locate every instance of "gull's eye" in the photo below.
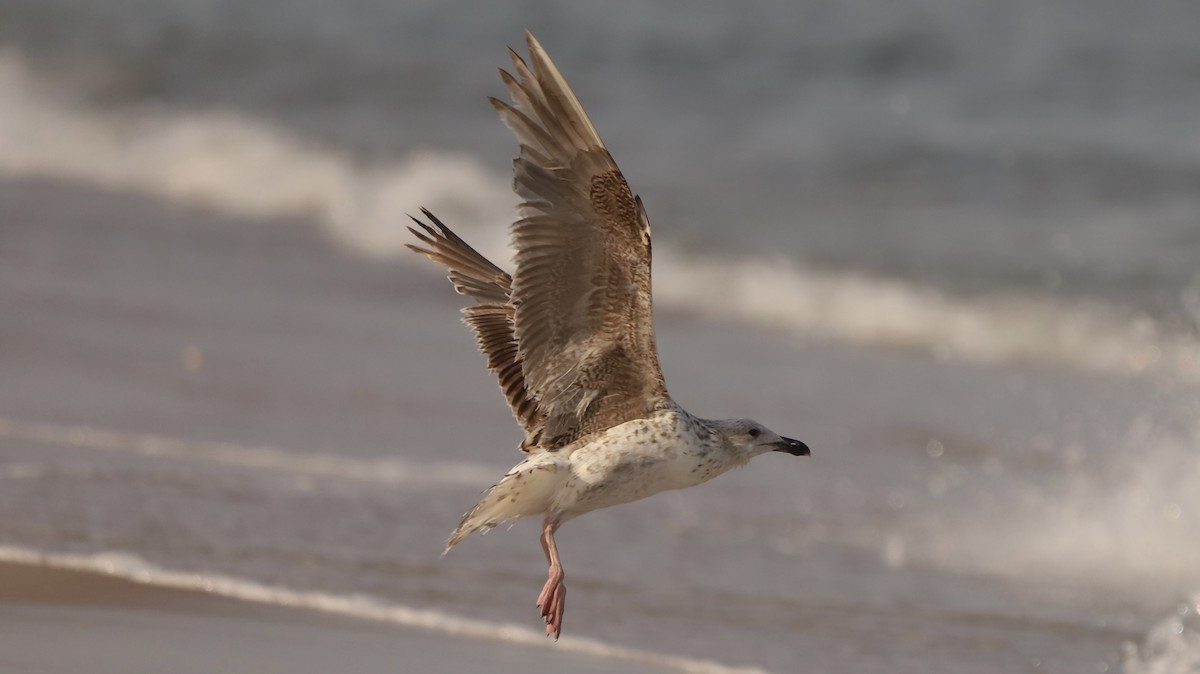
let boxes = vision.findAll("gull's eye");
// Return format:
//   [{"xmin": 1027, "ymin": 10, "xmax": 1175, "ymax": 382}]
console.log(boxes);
[{"xmin": 748, "ymin": 427, "xmax": 761, "ymax": 439}]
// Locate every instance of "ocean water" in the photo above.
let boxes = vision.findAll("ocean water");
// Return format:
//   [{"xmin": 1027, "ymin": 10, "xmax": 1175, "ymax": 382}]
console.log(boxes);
[{"xmin": 1, "ymin": 2, "xmax": 1199, "ymax": 672}]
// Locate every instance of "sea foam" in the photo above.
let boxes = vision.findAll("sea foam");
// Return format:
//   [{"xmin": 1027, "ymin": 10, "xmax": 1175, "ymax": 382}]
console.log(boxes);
[{"xmin": 1124, "ymin": 593, "xmax": 1200, "ymax": 674}]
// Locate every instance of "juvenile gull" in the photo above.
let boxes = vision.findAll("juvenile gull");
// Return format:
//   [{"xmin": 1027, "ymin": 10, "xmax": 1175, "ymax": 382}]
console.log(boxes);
[{"xmin": 407, "ymin": 30, "xmax": 810, "ymax": 639}]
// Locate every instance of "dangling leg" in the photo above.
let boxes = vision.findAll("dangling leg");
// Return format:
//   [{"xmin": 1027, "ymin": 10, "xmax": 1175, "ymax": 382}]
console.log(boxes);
[{"xmin": 536, "ymin": 516, "xmax": 566, "ymax": 639}]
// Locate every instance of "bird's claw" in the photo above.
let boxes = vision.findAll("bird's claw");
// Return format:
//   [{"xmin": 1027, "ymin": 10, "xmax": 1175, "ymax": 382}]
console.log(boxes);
[{"xmin": 537, "ymin": 578, "xmax": 566, "ymax": 639}]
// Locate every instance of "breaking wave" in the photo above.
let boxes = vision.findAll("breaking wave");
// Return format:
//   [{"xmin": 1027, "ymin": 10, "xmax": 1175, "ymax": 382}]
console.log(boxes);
[
  {"xmin": 1, "ymin": 51, "xmax": 1196, "ymax": 381},
  {"xmin": 0, "ymin": 51, "xmax": 515, "ymax": 260},
  {"xmin": 907, "ymin": 435, "xmax": 1200, "ymax": 596},
  {"xmin": 1124, "ymin": 593, "xmax": 1200, "ymax": 674},
  {"xmin": 653, "ymin": 248, "xmax": 1197, "ymax": 381}
]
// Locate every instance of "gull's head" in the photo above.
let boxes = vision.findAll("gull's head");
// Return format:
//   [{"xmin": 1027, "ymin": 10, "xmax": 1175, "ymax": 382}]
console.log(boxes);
[{"xmin": 711, "ymin": 419, "xmax": 810, "ymax": 460}]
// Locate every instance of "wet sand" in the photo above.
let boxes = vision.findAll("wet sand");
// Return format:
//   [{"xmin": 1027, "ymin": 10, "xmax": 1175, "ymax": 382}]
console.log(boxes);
[{"xmin": 0, "ymin": 561, "xmax": 678, "ymax": 674}]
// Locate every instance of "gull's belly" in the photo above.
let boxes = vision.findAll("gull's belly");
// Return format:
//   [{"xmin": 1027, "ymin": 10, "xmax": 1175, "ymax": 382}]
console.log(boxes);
[{"xmin": 553, "ymin": 415, "xmax": 726, "ymax": 517}]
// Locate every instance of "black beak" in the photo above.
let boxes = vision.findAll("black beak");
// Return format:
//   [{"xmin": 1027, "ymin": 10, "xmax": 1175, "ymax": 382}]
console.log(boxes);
[{"xmin": 773, "ymin": 436, "xmax": 810, "ymax": 456}]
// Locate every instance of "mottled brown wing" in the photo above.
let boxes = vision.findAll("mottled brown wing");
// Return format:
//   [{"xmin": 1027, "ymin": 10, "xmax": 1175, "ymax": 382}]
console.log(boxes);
[
  {"xmin": 406, "ymin": 209, "xmax": 541, "ymax": 445},
  {"xmin": 494, "ymin": 31, "xmax": 669, "ymax": 449}
]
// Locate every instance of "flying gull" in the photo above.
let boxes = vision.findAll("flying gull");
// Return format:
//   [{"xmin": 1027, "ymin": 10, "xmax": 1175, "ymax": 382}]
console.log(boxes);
[{"xmin": 407, "ymin": 30, "xmax": 810, "ymax": 639}]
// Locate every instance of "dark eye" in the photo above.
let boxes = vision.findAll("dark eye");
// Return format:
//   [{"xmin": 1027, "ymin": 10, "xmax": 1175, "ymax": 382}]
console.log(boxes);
[{"xmin": 748, "ymin": 428, "xmax": 761, "ymax": 438}]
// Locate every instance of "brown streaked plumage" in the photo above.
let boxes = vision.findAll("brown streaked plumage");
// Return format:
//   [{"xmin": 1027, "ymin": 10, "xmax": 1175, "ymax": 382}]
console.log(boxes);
[
  {"xmin": 492, "ymin": 35, "xmax": 668, "ymax": 452},
  {"xmin": 407, "ymin": 30, "xmax": 810, "ymax": 640}
]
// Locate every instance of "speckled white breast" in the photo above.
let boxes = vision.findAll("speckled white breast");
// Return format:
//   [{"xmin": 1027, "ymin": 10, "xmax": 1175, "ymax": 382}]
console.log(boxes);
[{"xmin": 551, "ymin": 406, "xmax": 734, "ymax": 519}]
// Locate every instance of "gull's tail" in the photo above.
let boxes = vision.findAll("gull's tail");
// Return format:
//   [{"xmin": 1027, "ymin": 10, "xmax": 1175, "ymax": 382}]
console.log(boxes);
[{"xmin": 444, "ymin": 453, "xmax": 566, "ymax": 554}]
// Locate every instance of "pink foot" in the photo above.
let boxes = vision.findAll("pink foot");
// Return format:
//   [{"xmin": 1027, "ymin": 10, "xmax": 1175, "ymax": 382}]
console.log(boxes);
[
  {"xmin": 536, "ymin": 570, "xmax": 565, "ymax": 639},
  {"xmin": 537, "ymin": 518, "xmax": 567, "ymax": 639}
]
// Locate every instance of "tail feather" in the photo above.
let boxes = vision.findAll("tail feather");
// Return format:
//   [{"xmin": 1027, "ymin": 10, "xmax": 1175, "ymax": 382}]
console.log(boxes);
[{"xmin": 443, "ymin": 455, "xmax": 566, "ymax": 554}]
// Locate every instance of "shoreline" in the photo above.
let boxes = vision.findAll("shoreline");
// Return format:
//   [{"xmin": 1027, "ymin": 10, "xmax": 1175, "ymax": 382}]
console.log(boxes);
[{"xmin": 0, "ymin": 560, "xmax": 699, "ymax": 674}]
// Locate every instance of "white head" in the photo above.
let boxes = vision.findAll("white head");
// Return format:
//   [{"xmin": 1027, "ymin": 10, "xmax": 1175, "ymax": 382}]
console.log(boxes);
[{"xmin": 709, "ymin": 418, "xmax": 810, "ymax": 461}]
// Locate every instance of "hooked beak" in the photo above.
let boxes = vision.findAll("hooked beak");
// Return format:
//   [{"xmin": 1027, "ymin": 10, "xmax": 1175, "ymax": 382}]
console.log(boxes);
[{"xmin": 773, "ymin": 436, "xmax": 810, "ymax": 456}]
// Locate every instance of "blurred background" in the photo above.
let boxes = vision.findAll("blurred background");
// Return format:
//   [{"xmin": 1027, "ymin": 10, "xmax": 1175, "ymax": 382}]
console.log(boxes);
[{"xmin": 1, "ymin": 2, "xmax": 1198, "ymax": 673}]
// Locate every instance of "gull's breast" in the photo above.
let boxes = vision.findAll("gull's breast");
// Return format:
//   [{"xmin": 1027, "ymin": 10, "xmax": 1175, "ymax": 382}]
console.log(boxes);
[{"xmin": 552, "ymin": 410, "xmax": 725, "ymax": 518}]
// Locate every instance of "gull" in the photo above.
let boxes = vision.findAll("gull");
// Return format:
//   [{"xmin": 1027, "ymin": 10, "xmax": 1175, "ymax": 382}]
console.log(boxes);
[{"xmin": 407, "ymin": 30, "xmax": 810, "ymax": 639}]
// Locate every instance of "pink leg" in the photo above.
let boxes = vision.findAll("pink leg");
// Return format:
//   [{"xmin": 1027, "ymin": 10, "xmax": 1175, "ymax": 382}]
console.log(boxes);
[{"xmin": 536, "ymin": 517, "xmax": 566, "ymax": 639}]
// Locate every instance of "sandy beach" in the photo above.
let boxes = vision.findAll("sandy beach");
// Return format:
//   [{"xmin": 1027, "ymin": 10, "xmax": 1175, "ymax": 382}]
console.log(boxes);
[{"xmin": 0, "ymin": 560, "xmax": 685, "ymax": 674}]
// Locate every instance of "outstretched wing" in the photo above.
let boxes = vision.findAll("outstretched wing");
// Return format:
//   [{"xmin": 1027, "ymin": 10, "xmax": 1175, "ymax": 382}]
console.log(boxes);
[
  {"xmin": 406, "ymin": 210, "xmax": 541, "ymax": 446},
  {"xmin": 495, "ymin": 31, "xmax": 669, "ymax": 449}
]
